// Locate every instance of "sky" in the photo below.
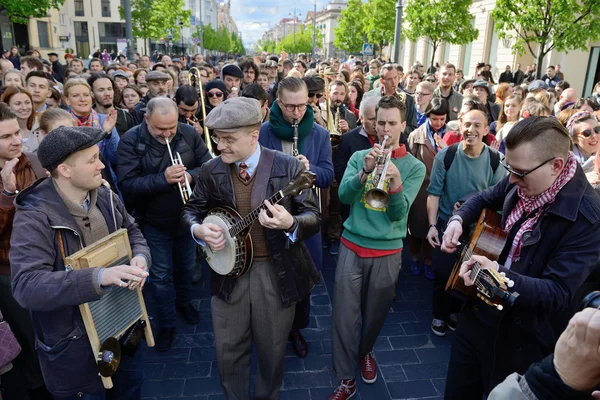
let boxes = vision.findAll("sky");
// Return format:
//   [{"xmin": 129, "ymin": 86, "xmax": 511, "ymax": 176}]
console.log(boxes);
[{"xmin": 229, "ymin": 0, "xmax": 331, "ymax": 48}]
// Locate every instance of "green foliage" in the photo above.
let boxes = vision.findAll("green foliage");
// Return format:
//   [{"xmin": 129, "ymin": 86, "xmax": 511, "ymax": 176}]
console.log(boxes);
[
  {"xmin": 334, "ymin": 0, "xmax": 367, "ymax": 53},
  {"xmin": 257, "ymin": 38, "xmax": 277, "ymax": 53},
  {"xmin": 0, "ymin": 0, "xmax": 65, "ymax": 24},
  {"xmin": 216, "ymin": 26, "xmax": 232, "ymax": 53},
  {"xmin": 229, "ymin": 31, "xmax": 246, "ymax": 55},
  {"xmin": 404, "ymin": 0, "xmax": 478, "ymax": 69},
  {"xmin": 119, "ymin": 0, "xmax": 191, "ymax": 42},
  {"xmin": 276, "ymin": 25, "xmax": 322, "ymax": 54},
  {"xmin": 492, "ymin": 0, "xmax": 600, "ymax": 78},
  {"xmin": 364, "ymin": 0, "xmax": 396, "ymax": 55}
]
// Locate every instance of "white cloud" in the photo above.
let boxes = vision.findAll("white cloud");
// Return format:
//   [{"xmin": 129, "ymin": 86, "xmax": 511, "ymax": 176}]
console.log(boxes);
[{"xmin": 236, "ymin": 21, "xmax": 271, "ymax": 45}]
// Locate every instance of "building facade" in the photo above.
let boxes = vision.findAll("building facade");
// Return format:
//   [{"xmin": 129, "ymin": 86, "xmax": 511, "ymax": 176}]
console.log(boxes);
[{"xmin": 399, "ymin": 0, "xmax": 600, "ymax": 97}]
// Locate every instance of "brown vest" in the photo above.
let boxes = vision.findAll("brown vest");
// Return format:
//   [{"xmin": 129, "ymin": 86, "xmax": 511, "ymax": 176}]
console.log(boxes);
[{"xmin": 231, "ymin": 165, "xmax": 270, "ymax": 260}]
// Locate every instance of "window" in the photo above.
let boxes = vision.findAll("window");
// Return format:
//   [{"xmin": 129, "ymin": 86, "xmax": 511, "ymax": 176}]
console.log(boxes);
[
  {"xmin": 74, "ymin": 0, "xmax": 84, "ymax": 16},
  {"xmin": 102, "ymin": 0, "xmax": 111, "ymax": 17},
  {"xmin": 37, "ymin": 21, "xmax": 50, "ymax": 48},
  {"xmin": 99, "ymin": 23, "xmax": 126, "ymax": 38},
  {"xmin": 74, "ymin": 21, "xmax": 88, "ymax": 37}
]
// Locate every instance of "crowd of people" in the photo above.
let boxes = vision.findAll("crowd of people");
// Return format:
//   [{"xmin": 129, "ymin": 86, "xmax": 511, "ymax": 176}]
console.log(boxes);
[{"xmin": 0, "ymin": 45, "xmax": 600, "ymax": 400}]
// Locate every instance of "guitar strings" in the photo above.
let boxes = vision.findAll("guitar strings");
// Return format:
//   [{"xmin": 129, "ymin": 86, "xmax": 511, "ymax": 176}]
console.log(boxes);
[{"xmin": 229, "ymin": 191, "xmax": 284, "ymax": 237}]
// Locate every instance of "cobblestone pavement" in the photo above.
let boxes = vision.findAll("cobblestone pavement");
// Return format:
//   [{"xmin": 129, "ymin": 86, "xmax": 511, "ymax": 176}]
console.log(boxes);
[{"xmin": 141, "ymin": 246, "xmax": 450, "ymax": 400}]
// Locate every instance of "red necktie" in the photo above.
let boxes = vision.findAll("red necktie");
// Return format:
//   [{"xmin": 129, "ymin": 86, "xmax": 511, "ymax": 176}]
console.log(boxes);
[{"xmin": 239, "ymin": 162, "xmax": 250, "ymax": 183}]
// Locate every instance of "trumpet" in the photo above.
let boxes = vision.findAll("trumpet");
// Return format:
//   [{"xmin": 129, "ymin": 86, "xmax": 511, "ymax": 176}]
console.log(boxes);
[
  {"xmin": 330, "ymin": 106, "xmax": 342, "ymax": 147},
  {"xmin": 365, "ymin": 135, "xmax": 391, "ymax": 209},
  {"xmin": 188, "ymin": 67, "xmax": 216, "ymax": 158},
  {"xmin": 166, "ymin": 137, "xmax": 193, "ymax": 204}
]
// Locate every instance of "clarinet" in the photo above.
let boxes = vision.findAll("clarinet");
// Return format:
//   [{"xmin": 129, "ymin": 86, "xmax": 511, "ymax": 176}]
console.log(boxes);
[{"xmin": 292, "ymin": 118, "xmax": 299, "ymax": 157}]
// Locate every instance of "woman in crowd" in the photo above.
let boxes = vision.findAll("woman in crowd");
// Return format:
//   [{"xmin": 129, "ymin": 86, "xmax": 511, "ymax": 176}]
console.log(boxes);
[
  {"xmin": 336, "ymin": 70, "xmax": 350, "ymax": 83},
  {"xmin": 574, "ymin": 98, "xmax": 599, "ymax": 113},
  {"xmin": 121, "ymin": 84, "xmax": 142, "ymax": 113},
  {"xmin": 2, "ymin": 69, "xmax": 24, "ymax": 87},
  {"xmin": 346, "ymin": 80, "xmax": 363, "ymax": 120},
  {"xmin": 494, "ymin": 83, "xmax": 512, "ymax": 105},
  {"xmin": 414, "ymin": 81, "xmax": 435, "ymax": 127},
  {"xmin": 453, "ymin": 69, "xmax": 464, "ymax": 92},
  {"xmin": 45, "ymin": 87, "xmax": 62, "ymax": 109},
  {"xmin": 567, "ymin": 110, "xmax": 600, "ymax": 173},
  {"xmin": 495, "ymin": 94, "xmax": 521, "ymax": 142},
  {"xmin": 179, "ymin": 70, "xmax": 190, "ymax": 87},
  {"xmin": 63, "ymin": 69, "xmax": 79, "ymax": 82},
  {"xmin": 165, "ymin": 69, "xmax": 178, "ymax": 97},
  {"xmin": 407, "ymin": 98, "xmax": 450, "ymax": 279},
  {"xmin": 204, "ymin": 80, "xmax": 228, "ymax": 114},
  {"xmin": 1, "ymin": 86, "xmax": 39, "ymax": 152},
  {"xmin": 8, "ymin": 46, "xmax": 20, "ymax": 69},
  {"xmin": 134, "ymin": 69, "xmax": 147, "ymax": 85},
  {"xmin": 401, "ymin": 68, "xmax": 421, "ymax": 96},
  {"xmin": 423, "ymin": 73, "xmax": 437, "ymax": 85},
  {"xmin": 592, "ymin": 81, "xmax": 600, "ymax": 108},
  {"xmin": 37, "ymin": 107, "xmax": 75, "ymax": 143},
  {"xmin": 257, "ymin": 71, "xmax": 270, "ymax": 93}
]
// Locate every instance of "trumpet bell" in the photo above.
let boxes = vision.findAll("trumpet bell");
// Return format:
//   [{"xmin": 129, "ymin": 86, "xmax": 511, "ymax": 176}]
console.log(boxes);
[{"xmin": 365, "ymin": 188, "xmax": 389, "ymax": 209}]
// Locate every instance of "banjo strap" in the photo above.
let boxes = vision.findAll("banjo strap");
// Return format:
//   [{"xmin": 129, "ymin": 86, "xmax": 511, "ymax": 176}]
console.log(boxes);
[{"xmin": 250, "ymin": 147, "xmax": 275, "ymax": 210}]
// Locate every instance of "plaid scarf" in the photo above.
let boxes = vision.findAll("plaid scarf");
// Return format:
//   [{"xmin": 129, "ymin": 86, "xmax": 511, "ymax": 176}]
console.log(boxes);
[{"xmin": 504, "ymin": 152, "xmax": 577, "ymax": 266}]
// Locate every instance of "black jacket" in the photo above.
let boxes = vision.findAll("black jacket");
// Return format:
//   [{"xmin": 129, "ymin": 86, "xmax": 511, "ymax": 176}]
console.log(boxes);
[
  {"xmin": 116, "ymin": 121, "xmax": 211, "ymax": 228},
  {"xmin": 10, "ymin": 179, "xmax": 150, "ymax": 397},
  {"xmin": 181, "ymin": 147, "xmax": 321, "ymax": 307},
  {"xmin": 334, "ymin": 127, "xmax": 371, "ymax": 183},
  {"xmin": 512, "ymin": 69, "xmax": 525, "ymax": 85},
  {"xmin": 455, "ymin": 167, "xmax": 600, "ymax": 383},
  {"xmin": 131, "ymin": 95, "xmax": 150, "ymax": 126},
  {"xmin": 487, "ymin": 101, "xmax": 501, "ymax": 124},
  {"xmin": 499, "ymin": 71, "xmax": 513, "ymax": 84}
]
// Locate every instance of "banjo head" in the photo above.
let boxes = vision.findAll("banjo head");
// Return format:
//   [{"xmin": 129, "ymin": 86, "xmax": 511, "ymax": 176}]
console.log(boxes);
[{"xmin": 203, "ymin": 208, "xmax": 249, "ymax": 278}]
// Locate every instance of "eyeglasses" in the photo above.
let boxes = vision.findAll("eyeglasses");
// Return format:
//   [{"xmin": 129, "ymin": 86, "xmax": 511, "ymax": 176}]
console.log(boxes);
[
  {"xmin": 211, "ymin": 135, "xmax": 242, "ymax": 147},
  {"xmin": 415, "ymin": 92, "xmax": 432, "ymax": 97},
  {"xmin": 425, "ymin": 79, "xmax": 436, "ymax": 83},
  {"xmin": 207, "ymin": 91, "xmax": 223, "ymax": 98},
  {"xmin": 579, "ymin": 126, "xmax": 600, "ymax": 138},
  {"xmin": 308, "ymin": 93, "xmax": 324, "ymax": 99},
  {"xmin": 279, "ymin": 100, "xmax": 308, "ymax": 112},
  {"xmin": 501, "ymin": 157, "xmax": 555, "ymax": 180}
]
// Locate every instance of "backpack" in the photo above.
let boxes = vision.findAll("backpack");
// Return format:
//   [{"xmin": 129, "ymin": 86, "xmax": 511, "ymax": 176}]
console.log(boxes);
[{"xmin": 443, "ymin": 143, "xmax": 500, "ymax": 173}]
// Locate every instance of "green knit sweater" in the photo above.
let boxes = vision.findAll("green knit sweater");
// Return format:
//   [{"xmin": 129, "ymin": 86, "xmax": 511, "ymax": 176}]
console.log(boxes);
[{"xmin": 339, "ymin": 148, "xmax": 425, "ymax": 250}]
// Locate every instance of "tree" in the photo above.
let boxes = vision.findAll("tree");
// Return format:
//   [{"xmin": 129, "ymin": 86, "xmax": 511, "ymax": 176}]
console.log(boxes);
[
  {"xmin": 276, "ymin": 25, "xmax": 322, "ymax": 55},
  {"xmin": 256, "ymin": 38, "xmax": 276, "ymax": 53},
  {"xmin": 492, "ymin": 0, "xmax": 600, "ymax": 79},
  {"xmin": 119, "ymin": 0, "xmax": 191, "ymax": 54},
  {"xmin": 404, "ymin": 0, "xmax": 479, "ymax": 71},
  {"xmin": 215, "ymin": 26, "xmax": 232, "ymax": 53},
  {"xmin": 364, "ymin": 0, "xmax": 396, "ymax": 56},
  {"xmin": 334, "ymin": 0, "xmax": 367, "ymax": 54},
  {"xmin": 0, "ymin": 0, "xmax": 65, "ymax": 24}
]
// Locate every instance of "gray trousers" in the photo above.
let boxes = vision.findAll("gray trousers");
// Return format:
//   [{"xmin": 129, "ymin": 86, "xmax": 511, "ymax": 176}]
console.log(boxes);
[
  {"xmin": 212, "ymin": 260, "xmax": 295, "ymax": 400},
  {"xmin": 331, "ymin": 242, "xmax": 402, "ymax": 379}
]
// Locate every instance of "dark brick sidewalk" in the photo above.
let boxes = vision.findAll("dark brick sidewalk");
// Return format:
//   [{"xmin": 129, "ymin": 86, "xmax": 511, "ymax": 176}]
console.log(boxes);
[{"xmin": 140, "ymin": 247, "xmax": 450, "ymax": 400}]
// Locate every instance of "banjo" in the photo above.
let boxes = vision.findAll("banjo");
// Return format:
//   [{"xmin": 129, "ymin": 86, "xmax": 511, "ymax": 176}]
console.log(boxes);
[{"xmin": 203, "ymin": 170, "xmax": 316, "ymax": 278}]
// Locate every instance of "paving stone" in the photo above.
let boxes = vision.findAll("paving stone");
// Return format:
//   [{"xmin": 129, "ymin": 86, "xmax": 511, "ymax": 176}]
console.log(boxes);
[
  {"xmin": 172, "ymin": 333, "xmax": 214, "ymax": 348},
  {"xmin": 283, "ymin": 356, "xmax": 305, "ymax": 372},
  {"xmin": 144, "ymin": 363, "xmax": 165, "ymax": 380},
  {"xmin": 379, "ymin": 323, "xmax": 407, "ymax": 337},
  {"xmin": 432, "ymin": 377, "xmax": 447, "ymax": 396},
  {"xmin": 311, "ymin": 294, "xmax": 330, "ymax": 305},
  {"xmin": 183, "ymin": 377, "xmax": 224, "ymax": 396},
  {"xmin": 303, "ymin": 354, "xmax": 331, "ymax": 371},
  {"xmin": 415, "ymin": 347, "xmax": 452, "ymax": 364},
  {"xmin": 311, "ymin": 304, "xmax": 332, "ymax": 316},
  {"xmin": 280, "ymin": 389, "xmax": 310, "ymax": 400},
  {"xmin": 161, "ymin": 362, "xmax": 212, "ymax": 379},
  {"xmin": 388, "ymin": 334, "xmax": 430, "ymax": 350},
  {"xmin": 385, "ymin": 311, "xmax": 418, "ymax": 324},
  {"xmin": 402, "ymin": 362, "xmax": 448, "ymax": 380},
  {"xmin": 387, "ymin": 380, "xmax": 438, "ymax": 399},
  {"xmin": 142, "ymin": 379, "xmax": 185, "ymax": 398},
  {"xmin": 283, "ymin": 371, "xmax": 331, "ymax": 390},
  {"xmin": 373, "ymin": 349, "xmax": 419, "ymax": 366},
  {"xmin": 379, "ymin": 365, "xmax": 408, "ymax": 382},
  {"xmin": 189, "ymin": 347, "xmax": 217, "ymax": 362},
  {"xmin": 144, "ymin": 348, "xmax": 191, "ymax": 363},
  {"xmin": 316, "ymin": 316, "xmax": 332, "ymax": 328}
]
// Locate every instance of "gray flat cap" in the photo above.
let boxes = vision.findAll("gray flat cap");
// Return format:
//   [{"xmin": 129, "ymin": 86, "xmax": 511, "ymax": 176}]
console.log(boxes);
[
  {"xmin": 112, "ymin": 70, "xmax": 129, "ymax": 80},
  {"xmin": 146, "ymin": 71, "xmax": 170, "ymax": 82},
  {"xmin": 38, "ymin": 126, "xmax": 107, "ymax": 172},
  {"xmin": 528, "ymin": 79, "xmax": 548, "ymax": 91},
  {"xmin": 204, "ymin": 97, "xmax": 262, "ymax": 132},
  {"xmin": 473, "ymin": 79, "xmax": 491, "ymax": 94}
]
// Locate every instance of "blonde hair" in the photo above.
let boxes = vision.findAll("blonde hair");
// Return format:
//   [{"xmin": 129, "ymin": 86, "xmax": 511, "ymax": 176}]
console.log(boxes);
[
  {"xmin": 287, "ymin": 68, "xmax": 303, "ymax": 78},
  {"xmin": 63, "ymin": 78, "xmax": 91, "ymax": 97}
]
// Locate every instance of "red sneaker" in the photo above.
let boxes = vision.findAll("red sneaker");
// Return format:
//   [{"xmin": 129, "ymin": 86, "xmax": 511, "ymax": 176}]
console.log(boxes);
[
  {"xmin": 360, "ymin": 352, "xmax": 377, "ymax": 383},
  {"xmin": 328, "ymin": 379, "xmax": 356, "ymax": 400}
]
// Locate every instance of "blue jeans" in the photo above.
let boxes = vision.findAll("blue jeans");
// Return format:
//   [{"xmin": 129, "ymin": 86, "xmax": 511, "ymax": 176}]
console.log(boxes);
[{"xmin": 142, "ymin": 224, "xmax": 196, "ymax": 328}]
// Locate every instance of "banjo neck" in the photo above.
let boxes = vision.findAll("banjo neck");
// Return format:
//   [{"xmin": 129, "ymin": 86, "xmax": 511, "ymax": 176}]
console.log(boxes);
[{"xmin": 229, "ymin": 191, "xmax": 284, "ymax": 237}]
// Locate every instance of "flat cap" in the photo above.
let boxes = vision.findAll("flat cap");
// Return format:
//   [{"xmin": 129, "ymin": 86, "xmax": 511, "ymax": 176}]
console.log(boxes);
[
  {"xmin": 112, "ymin": 70, "xmax": 129, "ymax": 80},
  {"xmin": 324, "ymin": 67, "xmax": 338, "ymax": 76},
  {"xmin": 528, "ymin": 79, "xmax": 548, "ymax": 91},
  {"xmin": 303, "ymin": 75, "xmax": 325, "ymax": 93},
  {"xmin": 146, "ymin": 70, "xmax": 170, "ymax": 82},
  {"xmin": 221, "ymin": 64, "xmax": 243, "ymax": 79},
  {"xmin": 38, "ymin": 126, "xmax": 107, "ymax": 172},
  {"xmin": 473, "ymin": 79, "xmax": 491, "ymax": 94},
  {"xmin": 204, "ymin": 97, "xmax": 262, "ymax": 132}
]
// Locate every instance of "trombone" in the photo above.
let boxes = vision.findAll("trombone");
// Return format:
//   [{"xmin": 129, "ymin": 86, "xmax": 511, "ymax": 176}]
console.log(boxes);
[
  {"xmin": 166, "ymin": 137, "xmax": 193, "ymax": 204},
  {"xmin": 188, "ymin": 67, "xmax": 216, "ymax": 158},
  {"xmin": 365, "ymin": 135, "xmax": 391, "ymax": 209}
]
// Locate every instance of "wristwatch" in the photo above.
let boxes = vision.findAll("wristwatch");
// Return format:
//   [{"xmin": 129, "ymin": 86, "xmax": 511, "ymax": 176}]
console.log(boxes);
[
  {"xmin": 447, "ymin": 215, "xmax": 463, "ymax": 226},
  {"xmin": 2, "ymin": 189, "xmax": 18, "ymax": 197}
]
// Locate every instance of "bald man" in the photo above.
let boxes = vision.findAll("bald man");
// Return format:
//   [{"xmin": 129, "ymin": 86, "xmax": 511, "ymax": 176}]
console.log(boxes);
[{"xmin": 555, "ymin": 88, "xmax": 577, "ymax": 114}]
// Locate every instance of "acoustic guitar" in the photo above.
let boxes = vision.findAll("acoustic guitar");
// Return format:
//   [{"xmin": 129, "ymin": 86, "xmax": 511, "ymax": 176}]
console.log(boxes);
[{"xmin": 446, "ymin": 209, "xmax": 520, "ymax": 310}]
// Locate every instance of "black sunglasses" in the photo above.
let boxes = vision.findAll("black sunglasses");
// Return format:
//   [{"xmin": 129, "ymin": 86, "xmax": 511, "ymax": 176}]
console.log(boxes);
[
  {"xmin": 579, "ymin": 126, "xmax": 600, "ymax": 138},
  {"xmin": 308, "ymin": 93, "xmax": 324, "ymax": 98},
  {"xmin": 207, "ymin": 92, "xmax": 223, "ymax": 98},
  {"xmin": 501, "ymin": 157, "xmax": 555, "ymax": 180}
]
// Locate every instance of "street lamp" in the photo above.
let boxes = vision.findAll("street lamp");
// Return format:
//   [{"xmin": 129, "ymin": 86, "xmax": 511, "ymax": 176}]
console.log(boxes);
[
  {"xmin": 312, "ymin": 0, "xmax": 316, "ymax": 60},
  {"xmin": 179, "ymin": 21, "xmax": 185, "ymax": 56},
  {"xmin": 289, "ymin": 8, "xmax": 302, "ymax": 45},
  {"xmin": 393, "ymin": 0, "xmax": 403, "ymax": 63}
]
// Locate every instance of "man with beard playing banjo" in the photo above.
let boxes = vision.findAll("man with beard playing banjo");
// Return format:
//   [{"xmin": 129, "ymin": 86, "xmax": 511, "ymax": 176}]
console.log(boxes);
[{"xmin": 181, "ymin": 97, "xmax": 321, "ymax": 400}]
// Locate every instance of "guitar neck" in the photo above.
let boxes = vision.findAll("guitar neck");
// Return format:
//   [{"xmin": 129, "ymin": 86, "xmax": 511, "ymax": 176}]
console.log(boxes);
[{"xmin": 230, "ymin": 191, "xmax": 284, "ymax": 237}]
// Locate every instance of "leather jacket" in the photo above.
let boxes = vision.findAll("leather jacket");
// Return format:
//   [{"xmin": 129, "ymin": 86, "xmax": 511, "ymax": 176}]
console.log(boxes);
[{"xmin": 181, "ymin": 147, "xmax": 321, "ymax": 307}]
